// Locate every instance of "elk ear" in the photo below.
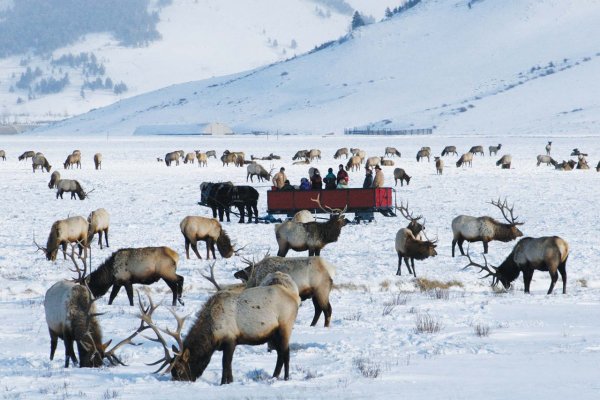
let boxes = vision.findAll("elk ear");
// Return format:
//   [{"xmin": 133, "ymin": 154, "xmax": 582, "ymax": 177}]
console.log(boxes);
[{"xmin": 181, "ymin": 348, "xmax": 190, "ymax": 362}]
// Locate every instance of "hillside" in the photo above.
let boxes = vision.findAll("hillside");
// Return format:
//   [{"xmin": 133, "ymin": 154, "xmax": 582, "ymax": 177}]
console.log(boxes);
[{"xmin": 31, "ymin": 0, "xmax": 600, "ymax": 136}]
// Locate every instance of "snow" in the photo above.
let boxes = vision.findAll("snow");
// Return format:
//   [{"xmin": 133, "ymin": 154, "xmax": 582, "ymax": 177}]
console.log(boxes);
[{"xmin": 0, "ymin": 134, "xmax": 599, "ymax": 399}]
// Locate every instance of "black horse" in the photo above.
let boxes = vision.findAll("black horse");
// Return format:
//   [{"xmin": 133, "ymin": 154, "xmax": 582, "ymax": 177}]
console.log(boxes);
[{"xmin": 200, "ymin": 182, "xmax": 259, "ymax": 223}]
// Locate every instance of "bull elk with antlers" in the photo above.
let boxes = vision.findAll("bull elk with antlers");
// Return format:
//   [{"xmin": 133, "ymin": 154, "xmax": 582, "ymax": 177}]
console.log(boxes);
[
  {"xmin": 464, "ymin": 236, "xmax": 569, "ymax": 294},
  {"xmin": 274, "ymin": 195, "xmax": 348, "ymax": 257},
  {"xmin": 451, "ymin": 198, "xmax": 524, "ymax": 256},
  {"xmin": 395, "ymin": 203, "xmax": 437, "ymax": 276},
  {"xmin": 56, "ymin": 179, "xmax": 93, "ymax": 200}
]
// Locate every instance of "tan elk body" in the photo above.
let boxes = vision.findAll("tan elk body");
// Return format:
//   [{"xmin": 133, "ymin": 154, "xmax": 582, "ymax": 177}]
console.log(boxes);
[
  {"xmin": 180, "ymin": 216, "xmax": 234, "ymax": 259},
  {"xmin": 32, "ymin": 154, "xmax": 52, "ymax": 172},
  {"xmin": 334, "ymin": 147, "xmax": 349, "ymax": 159},
  {"xmin": 345, "ymin": 155, "xmax": 362, "ymax": 171},
  {"xmin": 88, "ymin": 208, "xmax": 110, "ymax": 249},
  {"xmin": 44, "ymin": 216, "xmax": 89, "ymax": 261},
  {"xmin": 93, "ymin": 153, "xmax": 102, "ymax": 170},
  {"xmin": 48, "ymin": 171, "xmax": 61, "ymax": 188},
  {"xmin": 456, "ymin": 152, "xmax": 473, "ymax": 167}
]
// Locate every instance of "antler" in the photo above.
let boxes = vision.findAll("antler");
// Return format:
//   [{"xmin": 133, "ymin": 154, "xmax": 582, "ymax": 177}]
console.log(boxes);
[
  {"xmin": 84, "ymin": 188, "xmax": 96, "ymax": 198},
  {"xmin": 396, "ymin": 202, "xmax": 423, "ymax": 223},
  {"xmin": 461, "ymin": 250, "xmax": 499, "ymax": 286},
  {"xmin": 33, "ymin": 232, "xmax": 48, "ymax": 256},
  {"xmin": 233, "ymin": 244, "xmax": 248, "ymax": 256},
  {"xmin": 201, "ymin": 261, "xmax": 221, "ymax": 291},
  {"xmin": 103, "ymin": 303, "xmax": 152, "ymax": 366},
  {"xmin": 66, "ymin": 241, "xmax": 89, "ymax": 281},
  {"xmin": 490, "ymin": 197, "xmax": 522, "ymax": 225},
  {"xmin": 311, "ymin": 194, "xmax": 347, "ymax": 215}
]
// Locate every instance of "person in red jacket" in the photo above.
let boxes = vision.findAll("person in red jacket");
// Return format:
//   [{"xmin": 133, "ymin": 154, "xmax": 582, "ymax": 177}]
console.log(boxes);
[{"xmin": 336, "ymin": 164, "xmax": 349, "ymax": 185}]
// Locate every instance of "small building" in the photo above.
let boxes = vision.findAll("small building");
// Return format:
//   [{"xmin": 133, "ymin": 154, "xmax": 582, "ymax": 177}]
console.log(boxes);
[{"xmin": 133, "ymin": 122, "xmax": 234, "ymax": 136}]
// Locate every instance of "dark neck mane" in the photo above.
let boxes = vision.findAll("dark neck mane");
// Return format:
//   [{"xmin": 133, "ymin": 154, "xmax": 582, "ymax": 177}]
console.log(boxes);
[
  {"xmin": 87, "ymin": 254, "xmax": 116, "ymax": 298},
  {"xmin": 183, "ymin": 295, "xmax": 220, "ymax": 379},
  {"xmin": 494, "ymin": 222, "xmax": 517, "ymax": 242},
  {"xmin": 321, "ymin": 218, "xmax": 343, "ymax": 243},
  {"xmin": 497, "ymin": 251, "xmax": 521, "ymax": 284}
]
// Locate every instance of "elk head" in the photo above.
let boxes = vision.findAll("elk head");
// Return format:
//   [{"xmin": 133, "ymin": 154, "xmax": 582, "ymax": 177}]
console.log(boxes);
[
  {"xmin": 462, "ymin": 250, "xmax": 510, "ymax": 290},
  {"xmin": 396, "ymin": 202, "xmax": 425, "ymax": 237},
  {"xmin": 490, "ymin": 198, "xmax": 524, "ymax": 237},
  {"xmin": 311, "ymin": 194, "xmax": 348, "ymax": 225}
]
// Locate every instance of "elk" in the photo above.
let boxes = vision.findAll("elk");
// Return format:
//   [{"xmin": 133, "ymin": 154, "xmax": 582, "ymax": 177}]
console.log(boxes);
[
  {"xmin": 456, "ymin": 152, "xmax": 473, "ymax": 167},
  {"xmin": 38, "ymin": 216, "xmax": 89, "ymax": 261},
  {"xmin": 496, "ymin": 154, "xmax": 512, "ymax": 169},
  {"xmin": 469, "ymin": 146, "xmax": 485, "ymax": 156},
  {"xmin": 165, "ymin": 151, "xmax": 180, "ymax": 166},
  {"xmin": 19, "ymin": 150, "xmax": 35, "ymax": 161},
  {"xmin": 183, "ymin": 152, "xmax": 195, "ymax": 164},
  {"xmin": 351, "ymin": 148, "xmax": 366, "ymax": 161},
  {"xmin": 293, "ymin": 149, "xmax": 309, "ymax": 160},
  {"xmin": 395, "ymin": 203, "xmax": 437, "ymax": 276},
  {"xmin": 393, "ymin": 168, "xmax": 411, "ymax": 186},
  {"xmin": 220, "ymin": 152, "xmax": 236, "ymax": 166},
  {"xmin": 88, "ymin": 208, "xmax": 110, "ymax": 249},
  {"xmin": 93, "ymin": 153, "xmax": 102, "ymax": 170},
  {"xmin": 381, "ymin": 159, "xmax": 395, "ymax": 166},
  {"xmin": 0, "ymin": 150, "xmax": 5, "ymax": 160},
  {"xmin": 345, "ymin": 155, "xmax": 361, "ymax": 171},
  {"xmin": 536, "ymin": 155, "xmax": 556, "ymax": 166},
  {"xmin": 196, "ymin": 152, "xmax": 207, "ymax": 167},
  {"xmin": 206, "ymin": 150, "xmax": 217, "ymax": 158},
  {"xmin": 489, "ymin": 144, "xmax": 502, "ymax": 156},
  {"xmin": 441, "ymin": 146, "xmax": 458, "ymax": 156},
  {"xmin": 234, "ymin": 255, "xmax": 335, "ymax": 327},
  {"xmin": 576, "ymin": 155, "xmax": 589, "ymax": 170},
  {"xmin": 334, "ymin": 147, "xmax": 349, "ymax": 159},
  {"xmin": 416, "ymin": 148, "xmax": 431, "ymax": 162},
  {"xmin": 570, "ymin": 148, "xmax": 587, "ymax": 157},
  {"xmin": 435, "ymin": 157, "xmax": 444, "ymax": 174},
  {"xmin": 64, "ymin": 153, "xmax": 81, "ymax": 169},
  {"xmin": 246, "ymin": 162, "xmax": 273, "ymax": 182},
  {"xmin": 179, "ymin": 216, "xmax": 234, "ymax": 259},
  {"xmin": 365, "ymin": 156, "xmax": 381, "ymax": 169},
  {"xmin": 32, "ymin": 154, "xmax": 52, "ymax": 172},
  {"xmin": 463, "ymin": 236, "xmax": 569, "ymax": 294},
  {"xmin": 56, "ymin": 179, "xmax": 91, "ymax": 200},
  {"xmin": 555, "ymin": 160, "xmax": 576, "ymax": 171},
  {"xmin": 48, "ymin": 170, "xmax": 61, "ymax": 188},
  {"xmin": 451, "ymin": 198, "xmax": 524, "ymax": 256},
  {"xmin": 140, "ymin": 269, "xmax": 301, "ymax": 383},
  {"xmin": 385, "ymin": 147, "xmax": 401, "ymax": 157},
  {"xmin": 308, "ymin": 149, "xmax": 321, "ymax": 161},
  {"xmin": 86, "ymin": 247, "xmax": 184, "ymax": 306},
  {"xmin": 274, "ymin": 194, "xmax": 347, "ymax": 257},
  {"xmin": 545, "ymin": 141, "xmax": 552, "ymax": 155}
]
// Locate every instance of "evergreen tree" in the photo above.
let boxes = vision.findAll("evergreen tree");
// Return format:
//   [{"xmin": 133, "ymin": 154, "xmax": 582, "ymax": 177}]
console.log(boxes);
[
  {"xmin": 385, "ymin": 7, "xmax": 393, "ymax": 18},
  {"xmin": 351, "ymin": 11, "xmax": 365, "ymax": 30}
]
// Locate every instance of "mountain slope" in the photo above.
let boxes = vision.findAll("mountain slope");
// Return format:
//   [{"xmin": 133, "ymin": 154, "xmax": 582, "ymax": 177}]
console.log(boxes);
[{"xmin": 34, "ymin": 0, "xmax": 600, "ymax": 136}]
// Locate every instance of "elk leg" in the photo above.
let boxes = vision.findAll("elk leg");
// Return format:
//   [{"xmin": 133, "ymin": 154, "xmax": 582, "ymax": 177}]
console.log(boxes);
[
  {"xmin": 164, "ymin": 279, "xmax": 180, "ymax": 306},
  {"xmin": 457, "ymin": 239, "xmax": 466, "ymax": 256},
  {"xmin": 97, "ymin": 232, "xmax": 103, "ymax": 249},
  {"xmin": 238, "ymin": 206, "xmax": 245, "ymax": 223},
  {"xmin": 191, "ymin": 241, "xmax": 202, "ymax": 260},
  {"xmin": 323, "ymin": 301, "xmax": 333, "ymax": 327},
  {"xmin": 396, "ymin": 253, "xmax": 403, "ymax": 275},
  {"xmin": 522, "ymin": 269, "xmax": 534, "ymax": 294},
  {"xmin": 184, "ymin": 237, "xmax": 191, "ymax": 259},
  {"xmin": 277, "ymin": 246, "xmax": 288, "ymax": 257},
  {"xmin": 124, "ymin": 283, "xmax": 134, "ymax": 306},
  {"xmin": 482, "ymin": 241, "xmax": 489, "ymax": 254},
  {"xmin": 210, "ymin": 240, "xmax": 216, "ymax": 259},
  {"xmin": 547, "ymin": 268, "xmax": 559, "ymax": 295},
  {"xmin": 411, "ymin": 258, "xmax": 417, "ymax": 278},
  {"xmin": 108, "ymin": 284, "xmax": 122, "ymax": 305},
  {"xmin": 253, "ymin": 204, "xmax": 259, "ymax": 223},
  {"xmin": 64, "ymin": 334, "xmax": 77, "ymax": 367},
  {"xmin": 49, "ymin": 330, "xmax": 58, "ymax": 360},
  {"xmin": 310, "ymin": 297, "xmax": 323, "ymax": 327},
  {"xmin": 176, "ymin": 275, "xmax": 184, "ymax": 305},
  {"xmin": 62, "ymin": 242, "xmax": 68, "ymax": 260},
  {"xmin": 221, "ymin": 341, "xmax": 235, "ymax": 385},
  {"xmin": 404, "ymin": 257, "xmax": 412, "ymax": 275},
  {"xmin": 225, "ymin": 207, "xmax": 230, "ymax": 222},
  {"xmin": 308, "ymin": 249, "xmax": 314, "ymax": 257},
  {"xmin": 558, "ymin": 259, "xmax": 567, "ymax": 294},
  {"xmin": 314, "ymin": 249, "xmax": 321, "ymax": 256}
]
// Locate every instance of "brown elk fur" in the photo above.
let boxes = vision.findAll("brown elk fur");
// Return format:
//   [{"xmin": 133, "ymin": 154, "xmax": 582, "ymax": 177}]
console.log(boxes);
[
  {"xmin": 393, "ymin": 168, "xmax": 411, "ymax": 186},
  {"xmin": 180, "ymin": 216, "xmax": 234, "ymax": 259},
  {"xmin": 275, "ymin": 216, "xmax": 347, "ymax": 257},
  {"xmin": 46, "ymin": 216, "xmax": 89, "ymax": 261},
  {"xmin": 48, "ymin": 171, "xmax": 61, "ymax": 188},
  {"xmin": 94, "ymin": 153, "xmax": 102, "ymax": 170}
]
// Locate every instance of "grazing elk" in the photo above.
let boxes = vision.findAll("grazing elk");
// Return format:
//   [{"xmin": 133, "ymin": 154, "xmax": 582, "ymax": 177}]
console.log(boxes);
[
  {"xmin": 48, "ymin": 171, "xmax": 61, "ymax": 189},
  {"xmin": 416, "ymin": 148, "xmax": 431, "ymax": 162},
  {"xmin": 308, "ymin": 149, "xmax": 321, "ymax": 161},
  {"xmin": 536, "ymin": 155, "xmax": 556, "ymax": 166},
  {"xmin": 385, "ymin": 147, "xmax": 401, "ymax": 157},
  {"xmin": 345, "ymin": 155, "xmax": 362, "ymax": 171},
  {"xmin": 274, "ymin": 195, "xmax": 347, "ymax": 257},
  {"xmin": 64, "ymin": 153, "xmax": 81, "ymax": 169},
  {"xmin": 394, "ymin": 203, "xmax": 437, "ymax": 276},
  {"xmin": 246, "ymin": 162, "xmax": 273, "ymax": 182},
  {"xmin": 365, "ymin": 156, "xmax": 381, "ymax": 169},
  {"xmin": 179, "ymin": 216, "xmax": 234, "ymax": 259},
  {"xmin": 489, "ymin": 144, "xmax": 502, "ymax": 156},
  {"xmin": 393, "ymin": 168, "xmax": 411, "ymax": 186},
  {"xmin": 545, "ymin": 141, "xmax": 552, "ymax": 155},
  {"xmin": 56, "ymin": 179, "xmax": 91, "ymax": 200},
  {"xmin": 88, "ymin": 208, "xmax": 110, "ymax": 249},
  {"xmin": 86, "ymin": 247, "xmax": 184, "ymax": 306},
  {"xmin": 19, "ymin": 150, "xmax": 35, "ymax": 161},
  {"xmin": 464, "ymin": 236, "xmax": 569, "ymax": 294},
  {"xmin": 220, "ymin": 152, "xmax": 236, "ymax": 166},
  {"xmin": 196, "ymin": 152, "xmax": 208, "ymax": 167},
  {"xmin": 165, "ymin": 151, "xmax": 180, "ymax": 166},
  {"xmin": 451, "ymin": 198, "xmax": 524, "ymax": 256},
  {"xmin": 496, "ymin": 154, "xmax": 512, "ymax": 169},
  {"xmin": 234, "ymin": 255, "xmax": 335, "ymax": 327},
  {"xmin": 0, "ymin": 150, "xmax": 5, "ymax": 160},
  {"xmin": 93, "ymin": 153, "xmax": 102, "ymax": 170},
  {"xmin": 206, "ymin": 150, "xmax": 217, "ymax": 159},
  {"xmin": 381, "ymin": 159, "xmax": 395, "ymax": 166},
  {"xmin": 334, "ymin": 147, "xmax": 349, "ymax": 159},
  {"xmin": 456, "ymin": 152, "xmax": 473, "ymax": 167},
  {"xmin": 435, "ymin": 157, "xmax": 444, "ymax": 174},
  {"xmin": 469, "ymin": 146, "xmax": 485, "ymax": 156},
  {"xmin": 38, "ymin": 216, "xmax": 89, "ymax": 261},
  {"xmin": 32, "ymin": 154, "xmax": 52, "ymax": 172},
  {"xmin": 292, "ymin": 150, "xmax": 308, "ymax": 160},
  {"xmin": 184, "ymin": 152, "xmax": 196, "ymax": 164},
  {"xmin": 441, "ymin": 146, "xmax": 458, "ymax": 156}
]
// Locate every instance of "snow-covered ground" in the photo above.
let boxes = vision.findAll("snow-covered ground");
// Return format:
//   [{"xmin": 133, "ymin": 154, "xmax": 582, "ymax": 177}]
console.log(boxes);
[{"xmin": 0, "ymin": 134, "xmax": 599, "ymax": 399}]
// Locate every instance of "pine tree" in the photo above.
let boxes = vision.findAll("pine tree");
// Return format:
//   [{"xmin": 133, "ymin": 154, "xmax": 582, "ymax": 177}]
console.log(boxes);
[
  {"xmin": 351, "ymin": 11, "xmax": 365, "ymax": 30},
  {"xmin": 385, "ymin": 7, "xmax": 393, "ymax": 18}
]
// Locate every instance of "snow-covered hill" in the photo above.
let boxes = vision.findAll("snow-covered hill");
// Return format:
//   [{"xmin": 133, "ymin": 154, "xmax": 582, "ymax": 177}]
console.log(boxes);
[
  {"xmin": 32, "ymin": 0, "xmax": 600, "ymax": 136},
  {"xmin": 0, "ymin": 0, "xmax": 393, "ymax": 122}
]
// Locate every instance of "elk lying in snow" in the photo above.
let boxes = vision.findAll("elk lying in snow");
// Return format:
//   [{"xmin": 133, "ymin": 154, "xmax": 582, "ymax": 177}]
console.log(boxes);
[
  {"xmin": 184, "ymin": 152, "xmax": 195, "ymax": 164},
  {"xmin": 308, "ymin": 149, "xmax": 321, "ymax": 161},
  {"xmin": 274, "ymin": 195, "xmax": 347, "ymax": 257},
  {"xmin": 19, "ymin": 150, "xmax": 35, "ymax": 161},
  {"xmin": 140, "ymin": 270, "xmax": 301, "ymax": 383},
  {"xmin": 385, "ymin": 147, "xmax": 401, "ymax": 157},
  {"xmin": 48, "ymin": 171, "xmax": 61, "ymax": 188},
  {"xmin": 0, "ymin": 150, "xmax": 5, "ymax": 160},
  {"xmin": 56, "ymin": 179, "xmax": 91, "ymax": 200},
  {"xmin": 86, "ymin": 247, "xmax": 184, "ymax": 306},
  {"xmin": 416, "ymin": 148, "xmax": 431, "ymax": 162},
  {"xmin": 292, "ymin": 209, "xmax": 315, "ymax": 223},
  {"xmin": 246, "ymin": 162, "xmax": 273, "ymax": 182},
  {"xmin": 93, "ymin": 153, "xmax": 102, "ymax": 170},
  {"xmin": 456, "ymin": 152, "xmax": 473, "ymax": 167},
  {"xmin": 64, "ymin": 153, "xmax": 81, "ymax": 169},
  {"xmin": 179, "ymin": 216, "xmax": 234, "ymax": 259},
  {"xmin": 293, "ymin": 149, "xmax": 309, "ymax": 160},
  {"xmin": 393, "ymin": 168, "xmax": 411, "ymax": 186},
  {"xmin": 451, "ymin": 198, "xmax": 524, "ymax": 256},
  {"xmin": 381, "ymin": 159, "xmax": 394, "ymax": 166},
  {"xmin": 32, "ymin": 154, "xmax": 52, "ymax": 172},
  {"xmin": 555, "ymin": 160, "xmax": 576, "ymax": 170},
  {"xmin": 165, "ymin": 151, "xmax": 180, "ymax": 166},
  {"xmin": 88, "ymin": 208, "xmax": 110, "ymax": 249},
  {"xmin": 469, "ymin": 146, "xmax": 485, "ymax": 156},
  {"xmin": 464, "ymin": 236, "xmax": 569, "ymax": 294},
  {"xmin": 345, "ymin": 155, "xmax": 362, "ymax": 171},
  {"xmin": 576, "ymin": 155, "xmax": 589, "ymax": 170},
  {"xmin": 196, "ymin": 152, "xmax": 207, "ymax": 167},
  {"xmin": 234, "ymin": 256, "xmax": 335, "ymax": 327},
  {"xmin": 441, "ymin": 146, "xmax": 458, "ymax": 156},
  {"xmin": 334, "ymin": 147, "xmax": 349, "ymax": 159},
  {"xmin": 545, "ymin": 141, "xmax": 552, "ymax": 155},
  {"xmin": 435, "ymin": 157, "xmax": 444, "ymax": 174},
  {"xmin": 365, "ymin": 156, "xmax": 381, "ymax": 169},
  {"xmin": 395, "ymin": 203, "xmax": 437, "ymax": 276},
  {"xmin": 489, "ymin": 144, "xmax": 502, "ymax": 156},
  {"xmin": 537, "ymin": 155, "xmax": 556, "ymax": 166},
  {"xmin": 39, "ymin": 216, "xmax": 89, "ymax": 261},
  {"xmin": 496, "ymin": 154, "xmax": 512, "ymax": 169}
]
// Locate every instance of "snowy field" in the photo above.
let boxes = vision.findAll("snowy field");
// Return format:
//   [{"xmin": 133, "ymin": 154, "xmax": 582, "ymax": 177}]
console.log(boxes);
[{"xmin": 0, "ymin": 134, "xmax": 599, "ymax": 399}]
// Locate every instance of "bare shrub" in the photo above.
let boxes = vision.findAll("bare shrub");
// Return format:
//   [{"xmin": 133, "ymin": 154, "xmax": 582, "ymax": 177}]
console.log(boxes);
[
  {"xmin": 382, "ymin": 304, "xmax": 395, "ymax": 316},
  {"xmin": 415, "ymin": 278, "xmax": 463, "ymax": 291},
  {"xmin": 474, "ymin": 323, "xmax": 490, "ymax": 337},
  {"xmin": 353, "ymin": 357, "xmax": 381, "ymax": 378},
  {"xmin": 577, "ymin": 278, "xmax": 588, "ymax": 288},
  {"xmin": 427, "ymin": 288, "xmax": 450, "ymax": 300},
  {"xmin": 344, "ymin": 312, "xmax": 362, "ymax": 321},
  {"xmin": 414, "ymin": 313, "xmax": 443, "ymax": 333},
  {"xmin": 379, "ymin": 279, "xmax": 391, "ymax": 291},
  {"xmin": 246, "ymin": 369, "xmax": 271, "ymax": 382},
  {"xmin": 334, "ymin": 282, "xmax": 370, "ymax": 292},
  {"xmin": 385, "ymin": 293, "xmax": 410, "ymax": 306}
]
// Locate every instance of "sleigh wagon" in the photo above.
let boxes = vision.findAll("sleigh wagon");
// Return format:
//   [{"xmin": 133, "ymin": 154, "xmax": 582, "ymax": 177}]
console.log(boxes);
[{"xmin": 267, "ymin": 187, "xmax": 397, "ymax": 222}]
